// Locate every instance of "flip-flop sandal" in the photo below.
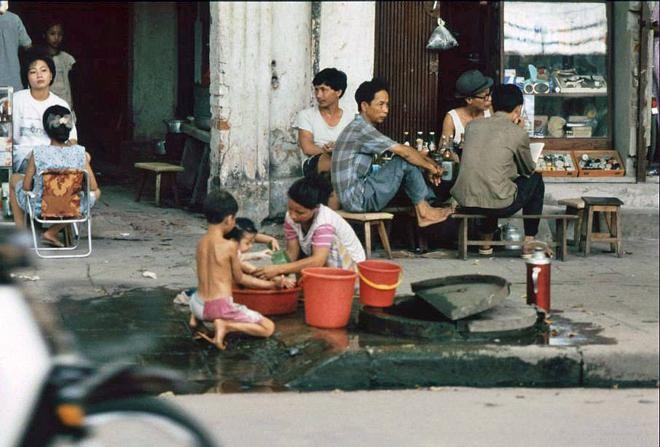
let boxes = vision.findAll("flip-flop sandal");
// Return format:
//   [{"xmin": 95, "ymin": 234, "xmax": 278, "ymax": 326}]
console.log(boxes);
[{"xmin": 41, "ymin": 236, "xmax": 64, "ymax": 248}]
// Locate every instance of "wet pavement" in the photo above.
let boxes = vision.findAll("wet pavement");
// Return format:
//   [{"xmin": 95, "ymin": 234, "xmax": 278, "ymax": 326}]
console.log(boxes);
[
  {"xmin": 9, "ymin": 183, "xmax": 659, "ymax": 390},
  {"xmin": 53, "ymin": 286, "xmax": 621, "ymax": 393}
]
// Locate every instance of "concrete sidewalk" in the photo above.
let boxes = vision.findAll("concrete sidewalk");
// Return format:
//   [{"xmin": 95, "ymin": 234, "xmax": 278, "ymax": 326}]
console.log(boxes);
[{"xmin": 10, "ymin": 183, "xmax": 660, "ymax": 389}]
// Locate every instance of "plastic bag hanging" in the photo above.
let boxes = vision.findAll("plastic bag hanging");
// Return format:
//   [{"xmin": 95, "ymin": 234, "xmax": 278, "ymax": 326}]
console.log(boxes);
[{"xmin": 426, "ymin": 17, "xmax": 458, "ymax": 51}]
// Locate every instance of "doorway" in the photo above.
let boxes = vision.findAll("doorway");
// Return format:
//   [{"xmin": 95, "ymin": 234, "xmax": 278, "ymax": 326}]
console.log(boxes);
[
  {"xmin": 10, "ymin": 2, "xmax": 131, "ymax": 166},
  {"xmin": 374, "ymin": 1, "xmax": 500, "ymax": 140}
]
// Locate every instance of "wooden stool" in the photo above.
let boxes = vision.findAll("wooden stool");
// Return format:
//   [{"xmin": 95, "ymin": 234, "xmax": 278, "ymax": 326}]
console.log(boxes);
[
  {"xmin": 134, "ymin": 162, "xmax": 184, "ymax": 207},
  {"xmin": 558, "ymin": 198, "xmax": 585, "ymax": 247},
  {"xmin": 580, "ymin": 196, "xmax": 624, "ymax": 257},
  {"xmin": 337, "ymin": 210, "xmax": 394, "ymax": 259}
]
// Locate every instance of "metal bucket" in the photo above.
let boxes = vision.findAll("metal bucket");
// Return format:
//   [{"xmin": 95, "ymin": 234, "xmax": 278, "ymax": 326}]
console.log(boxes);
[
  {"xmin": 163, "ymin": 119, "xmax": 184, "ymax": 134},
  {"xmin": 153, "ymin": 139, "xmax": 166, "ymax": 155}
]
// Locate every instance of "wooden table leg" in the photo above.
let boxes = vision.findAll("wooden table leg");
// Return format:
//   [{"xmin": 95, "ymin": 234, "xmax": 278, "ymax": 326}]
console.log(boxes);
[
  {"xmin": 556, "ymin": 218, "xmax": 567, "ymax": 261},
  {"xmin": 155, "ymin": 173, "xmax": 162, "ymax": 207},
  {"xmin": 458, "ymin": 217, "xmax": 468, "ymax": 260},
  {"xmin": 364, "ymin": 221, "xmax": 372, "ymax": 258},
  {"xmin": 135, "ymin": 171, "xmax": 147, "ymax": 202},
  {"xmin": 172, "ymin": 174, "xmax": 180, "ymax": 207},
  {"xmin": 584, "ymin": 208, "xmax": 594, "ymax": 256},
  {"xmin": 377, "ymin": 220, "xmax": 392, "ymax": 259},
  {"xmin": 615, "ymin": 210, "xmax": 623, "ymax": 257}
]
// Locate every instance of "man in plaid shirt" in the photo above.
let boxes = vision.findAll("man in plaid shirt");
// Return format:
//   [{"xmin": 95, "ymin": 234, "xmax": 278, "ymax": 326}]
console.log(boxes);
[{"xmin": 331, "ymin": 78, "xmax": 452, "ymax": 227}]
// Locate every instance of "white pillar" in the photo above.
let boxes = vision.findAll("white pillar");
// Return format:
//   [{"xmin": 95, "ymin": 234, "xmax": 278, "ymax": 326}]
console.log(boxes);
[{"xmin": 209, "ymin": 2, "xmax": 311, "ymax": 223}]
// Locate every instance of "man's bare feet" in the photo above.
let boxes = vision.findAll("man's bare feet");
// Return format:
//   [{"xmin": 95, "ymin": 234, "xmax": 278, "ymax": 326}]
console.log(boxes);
[{"xmin": 415, "ymin": 201, "xmax": 453, "ymax": 227}]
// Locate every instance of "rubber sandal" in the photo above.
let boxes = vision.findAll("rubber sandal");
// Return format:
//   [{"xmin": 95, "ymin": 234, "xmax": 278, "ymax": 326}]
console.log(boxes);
[{"xmin": 41, "ymin": 236, "xmax": 64, "ymax": 248}]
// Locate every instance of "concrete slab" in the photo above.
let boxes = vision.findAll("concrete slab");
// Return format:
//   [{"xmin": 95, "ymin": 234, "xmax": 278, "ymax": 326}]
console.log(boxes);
[
  {"xmin": 411, "ymin": 275, "xmax": 510, "ymax": 320},
  {"xmin": 466, "ymin": 298, "xmax": 538, "ymax": 333}
]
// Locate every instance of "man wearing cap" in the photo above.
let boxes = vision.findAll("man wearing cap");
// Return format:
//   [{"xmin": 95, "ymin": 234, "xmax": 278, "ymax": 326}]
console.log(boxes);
[
  {"xmin": 441, "ymin": 69, "xmax": 493, "ymax": 146},
  {"xmin": 332, "ymin": 78, "xmax": 452, "ymax": 228},
  {"xmin": 451, "ymin": 84, "xmax": 546, "ymax": 258}
]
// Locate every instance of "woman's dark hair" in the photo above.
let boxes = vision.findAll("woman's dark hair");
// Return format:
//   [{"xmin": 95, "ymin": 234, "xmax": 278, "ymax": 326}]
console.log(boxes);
[
  {"xmin": 491, "ymin": 84, "xmax": 524, "ymax": 113},
  {"xmin": 226, "ymin": 217, "xmax": 258, "ymax": 241},
  {"xmin": 203, "ymin": 190, "xmax": 238, "ymax": 224},
  {"xmin": 43, "ymin": 105, "xmax": 73, "ymax": 143},
  {"xmin": 287, "ymin": 176, "xmax": 331, "ymax": 210},
  {"xmin": 313, "ymin": 68, "xmax": 347, "ymax": 98},
  {"xmin": 355, "ymin": 78, "xmax": 389, "ymax": 112},
  {"xmin": 21, "ymin": 48, "xmax": 56, "ymax": 88}
]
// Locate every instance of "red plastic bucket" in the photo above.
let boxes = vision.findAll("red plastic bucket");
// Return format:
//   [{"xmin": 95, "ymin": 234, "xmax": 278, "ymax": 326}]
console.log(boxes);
[
  {"xmin": 357, "ymin": 260, "xmax": 402, "ymax": 307},
  {"xmin": 301, "ymin": 267, "xmax": 356, "ymax": 328},
  {"xmin": 233, "ymin": 287, "xmax": 300, "ymax": 315}
]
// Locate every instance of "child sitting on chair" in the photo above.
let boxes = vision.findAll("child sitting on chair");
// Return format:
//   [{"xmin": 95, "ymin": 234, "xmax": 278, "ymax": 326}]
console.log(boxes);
[
  {"xmin": 189, "ymin": 190, "xmax": 282, "ymax": 350},
  {"xmin": 9, "ymin": 105, "xmax": 101, "ymax": 247}
]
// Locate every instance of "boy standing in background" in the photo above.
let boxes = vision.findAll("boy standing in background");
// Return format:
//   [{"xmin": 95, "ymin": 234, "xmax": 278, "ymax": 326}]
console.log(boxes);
[{"xmin": 43, "ymin": 20, "xmax": 75, "ymax": 112}]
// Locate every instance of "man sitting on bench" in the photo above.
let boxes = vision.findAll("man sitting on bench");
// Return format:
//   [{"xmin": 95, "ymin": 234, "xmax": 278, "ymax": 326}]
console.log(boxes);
[
  {"xmin": 331, "ymin": 78, "xmax": 451, "ymax": 227},
  {"xmin": 450, "ymin": 84, "xmax": 547, "ymax": 258}
]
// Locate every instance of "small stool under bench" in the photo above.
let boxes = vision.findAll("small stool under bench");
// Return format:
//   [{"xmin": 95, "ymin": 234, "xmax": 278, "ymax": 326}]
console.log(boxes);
[{"xmin": 451, "ymin": 213, "xmax": 578, "ymax": 261}]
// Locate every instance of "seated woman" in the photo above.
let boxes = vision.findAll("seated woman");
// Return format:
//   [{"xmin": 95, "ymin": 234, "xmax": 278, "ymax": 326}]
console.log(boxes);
[
  {"xmin": 441, "ymin": 69, "xmax": 493, "ymax": 149},
  {"xmin": 12, "ymin": 48, "xmax": 78, "ymax": 174},
  {"xmin": 253, "ymin": 176, "xmax": 365, "ymax": 281},
  {"xmin": 9, "ymin": 105, "xmax": 101, "ymax": 247}
]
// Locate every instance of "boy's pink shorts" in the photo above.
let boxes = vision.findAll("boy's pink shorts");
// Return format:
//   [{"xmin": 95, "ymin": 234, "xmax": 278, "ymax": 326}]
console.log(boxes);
[{"xmin": 190, "ymin": 292, "xmax": 264, "ymax": 324}]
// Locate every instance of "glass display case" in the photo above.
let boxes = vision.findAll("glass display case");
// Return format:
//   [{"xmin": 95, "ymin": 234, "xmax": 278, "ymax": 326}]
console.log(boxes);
[{"xmin": 501, "ymin": 1, "xmax": 610, "ymax": 151}]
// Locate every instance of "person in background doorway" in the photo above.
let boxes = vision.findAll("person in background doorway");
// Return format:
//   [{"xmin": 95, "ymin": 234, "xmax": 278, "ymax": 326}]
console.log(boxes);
[
  {"xmin": 294, "ymin": 67, "xmax": 353, "ymax": 177},
  {"xmin": 441, "ymin": 69, "xmax": 493, "ymax": 148},
  {"xmin": 450, "ymin": 84, "xmax": 547, "ymax": 258},
  {"xmin": 0, "ymin": 1, "xmax": 32, "ymax": 91},
  {"xmin": 43, "ymin": 19, "xmax": 76, "ymax": 114},
  {"xmin": 12, "ymin": 48, "xmax": 77, "ymax": 173}
]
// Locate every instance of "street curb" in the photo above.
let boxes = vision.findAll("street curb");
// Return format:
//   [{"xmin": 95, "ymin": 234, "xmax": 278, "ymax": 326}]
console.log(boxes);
[{"xmin": 287, "ymin": 344, "xmax": 659, "ymax": 390}]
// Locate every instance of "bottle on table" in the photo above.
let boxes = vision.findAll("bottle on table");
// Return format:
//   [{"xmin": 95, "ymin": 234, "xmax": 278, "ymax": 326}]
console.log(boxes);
[
  {"xmin": 441, "ymin": 139, "xmax": 457, "ymax": 182},
  {"xmin": 402, "ymin": 131, "xmax": 411, "ymax": 146},
  {"xmin": 415, "ymin": 131, "xmax": 427, "ymax": 156},
  {"xmin": 428, "ymin": 131, "xmax": 436, "ymax": 154}
]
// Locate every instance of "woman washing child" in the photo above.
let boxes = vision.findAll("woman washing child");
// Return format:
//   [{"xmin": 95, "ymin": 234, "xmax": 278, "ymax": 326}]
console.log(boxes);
[{"xmin": 253, "ymin": 176, "xmax": 365, "ymax": 280}]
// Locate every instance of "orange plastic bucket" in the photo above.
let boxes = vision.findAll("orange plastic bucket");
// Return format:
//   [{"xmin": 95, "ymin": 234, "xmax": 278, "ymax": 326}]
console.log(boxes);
[
  {"xmin": 301, "ymin": 267, "xmax": 356, "ymax": 329},
  {"xmin": 357, "ymin": 260, "xmax": 402, "ymax": 307}
]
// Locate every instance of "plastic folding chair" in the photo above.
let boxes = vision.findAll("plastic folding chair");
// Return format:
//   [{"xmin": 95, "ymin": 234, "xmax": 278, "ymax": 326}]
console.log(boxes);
[{"xmin": 26, "ymin": 169, "xmax": 93, "ymax": 258}]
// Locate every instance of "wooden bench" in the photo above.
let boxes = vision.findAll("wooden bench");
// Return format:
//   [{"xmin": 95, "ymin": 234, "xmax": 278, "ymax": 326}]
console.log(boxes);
[
  {"xmin": 134, "ymin": 162, "xmax": 184, "ymax": 207},
  {"xmin": 451, "ymin": 213, "xmax": 579, "ymax": 261},
  {"xmin": 336, "ymin": 210, "xmax": 393, "ymax": 259}
]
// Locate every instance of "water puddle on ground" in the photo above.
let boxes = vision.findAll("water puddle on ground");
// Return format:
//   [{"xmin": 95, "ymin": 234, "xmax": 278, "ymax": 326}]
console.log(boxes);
[{"xmin": 54, "ymin": 287, "xmax": 615, "ymax": 393}]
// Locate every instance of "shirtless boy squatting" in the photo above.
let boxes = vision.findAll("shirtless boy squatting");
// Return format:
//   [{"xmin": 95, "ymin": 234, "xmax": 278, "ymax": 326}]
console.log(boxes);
[{"xmin": 190, "ymin": 190, "xmax": 276, "ymax": 350}]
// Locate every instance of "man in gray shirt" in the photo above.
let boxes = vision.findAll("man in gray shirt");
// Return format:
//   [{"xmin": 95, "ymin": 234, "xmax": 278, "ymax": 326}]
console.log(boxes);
[
  {"xmin": 332, "ymin": 78, "xmax": 451, "ymax": 227},
  {"xmin": 0, "ymin": 5, "xmax": 32, "ymax": 91},
  {"xmin": 451, "ymin": 84, "xmax": 545, "ymax": 257}
]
